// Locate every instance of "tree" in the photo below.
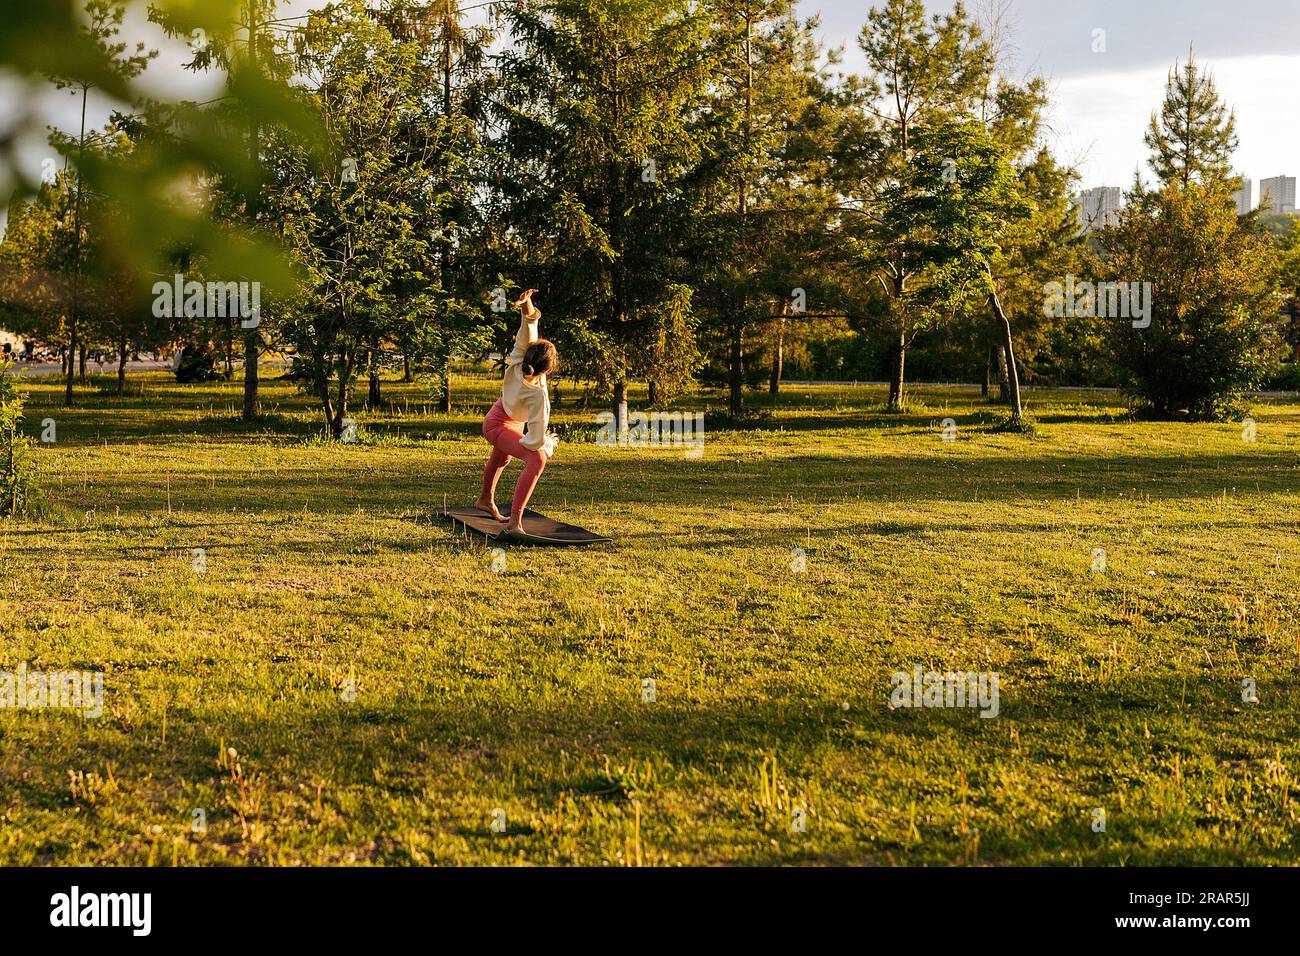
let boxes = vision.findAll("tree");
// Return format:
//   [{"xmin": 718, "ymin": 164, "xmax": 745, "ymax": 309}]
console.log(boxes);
[
  {"xmin": 268, "ymin": 0, "xmax": 439, "ymax": 437},
  {"xmin": 1101, "ymin": 181, "xmax": 1280, "ymax": 420},
  {"xmin": 149, "ymin": 0, "xmax": 306, "ymax": 420},
  {"xmin": 82, "ymin": 142, "xmax": 174, "ymax": 392},
  {"xmin": 976, "ymin": 146, "xmax": 1080, "ymax": 407},
  {"xmin": 1143, "ymin": 50, "xmax": 1238, "ymax": 189},
  {"xmin": 1277, "ymin": 219, "xmax": 1300, "ymax": 361},
  {"xmin": 877, "ymin": 120, "xmax": 1030, "ymax": 420},
  {"xmin": 0, "ymin": 180, "xmax": 74, "ymax": 361},
  {"xmin": 47, "ymin": 0, "xmax": 155, "ymax": 406},
  {"xmin": 699, "ymin": 2, "xmax": 840, "ymax": 412},
  {"xmin": 965, "ymin": 0, "xmax": 1077, "ymax": 406},
  {"xmin": 491, "ymin": 0, "xmax": 723, "ymax": 426},
  {"xmin": 388, "ymin": 0, "xmax": 495, "ymax": 413},
  {"xmin": 3, "ymin": 1, "xmax": 306, "ymax": 401},
  {"xmin": 0, "ymin": 358, "xmax": 37, "ymax": 517},
  {"xmin": 838, "ymin": 0, "xmax": 991, "ymax": 409}
]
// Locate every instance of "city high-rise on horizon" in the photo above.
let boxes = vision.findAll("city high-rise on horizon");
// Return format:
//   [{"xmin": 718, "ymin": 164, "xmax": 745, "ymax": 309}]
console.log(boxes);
[
  {"xmin": 1260, "ymin": 175, "xmax": 1297, "ymax": 214},
  {"xmin": 1077, "ymin": 186, "xmax": 1123, "ymax": 232},
  {"xmin": 1232, "ymin": 177, "xmax": 1253, "ymax": 215}
]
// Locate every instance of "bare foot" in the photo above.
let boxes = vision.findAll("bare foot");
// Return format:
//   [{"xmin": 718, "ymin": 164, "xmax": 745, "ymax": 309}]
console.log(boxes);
[
  {"xmin": 503, "ymin": 521, "xmax": 524, "ymax": 536},
  {"xmin": 474, "ymin": 497, "xmax": 505, "ymax": 521}
]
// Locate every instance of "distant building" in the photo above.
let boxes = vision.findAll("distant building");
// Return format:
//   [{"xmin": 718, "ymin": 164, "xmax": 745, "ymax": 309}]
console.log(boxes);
[
  {"xmin": 1260, "ymin": 175, "xmax": 1296, "ymax": 215},
  {"xmin": 1232, "ymin": 177, "xmax": 1253, "ymax": 215},
  {"xmin": 1077, "ymin": 186, "xmax": 1123, "ymax": 232}
]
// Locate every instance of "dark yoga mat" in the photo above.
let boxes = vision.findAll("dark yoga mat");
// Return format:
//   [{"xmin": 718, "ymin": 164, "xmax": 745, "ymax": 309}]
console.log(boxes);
[{"xmin": 439, "ymin": 506, "xmax": 612, "ymax": 546}]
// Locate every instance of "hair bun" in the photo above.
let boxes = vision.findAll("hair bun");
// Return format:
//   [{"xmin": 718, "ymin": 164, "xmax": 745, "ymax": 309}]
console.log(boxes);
[{"xmin": 522, "ymin": 362, "xmax": 535, "ymax": 376}]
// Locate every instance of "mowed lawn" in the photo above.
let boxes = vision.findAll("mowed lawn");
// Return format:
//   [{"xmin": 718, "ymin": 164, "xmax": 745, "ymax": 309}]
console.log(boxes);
[{"xmin": 2, "ymin": 370, "xmax": 1299, "ymax": 866}]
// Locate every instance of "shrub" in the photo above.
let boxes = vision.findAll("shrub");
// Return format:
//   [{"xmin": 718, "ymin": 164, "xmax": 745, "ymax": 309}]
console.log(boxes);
[
  {"xmin": 1263, "ymin": 360, "xmax": 1300, "ymax": 392},
  {"xmin": 0, "ymin": 358, "xmax": 37, "ymax": 516},
  {"xmin": 1099, "ymin": 183, "xmax": 1282, "ymax": 421}
]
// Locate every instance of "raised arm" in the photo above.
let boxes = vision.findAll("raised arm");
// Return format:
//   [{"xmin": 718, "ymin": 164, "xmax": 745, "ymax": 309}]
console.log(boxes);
[{"xmin": 506, "ymin": 289, "xmax": 540, "ymax": 365}]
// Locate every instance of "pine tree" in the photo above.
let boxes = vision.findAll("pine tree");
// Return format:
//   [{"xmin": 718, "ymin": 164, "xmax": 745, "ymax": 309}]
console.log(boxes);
[
  {"xmin": 492, "ymin": 0, "xmax": 722, "ymax": 424},
  {"xmin": 383, "ymin": 0, "xmax": 495, "ymax": 413},
  {"xmin": 1103, "ymin": 181, "xmax": 1278, "ymax": 419},
  {"xmin": 702, "ymin": 1, "xmax": 839, "ymax": 414},
  {"xmin": 1143, "ymin": 50, "xmax": 1238, "ymax": 189}
]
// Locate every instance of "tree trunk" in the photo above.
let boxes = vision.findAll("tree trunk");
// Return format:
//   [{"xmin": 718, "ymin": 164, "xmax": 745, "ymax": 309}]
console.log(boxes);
[
  {"xmin": 769, "ymin": 305, "xmax": 786, "ymax": 395},
  {"xmin": 729, "ymin": 14, "xmax": 752, "ymax": 421},
  {"xmin": 331, "ymin": 360, "xmax": 350, "ymax": 439},
  {"xmin": 887, "ymin": 331, "xmax": 905, "ymax": 409},
  {"xmin": 403, "ymin": 352, "xmax": 412, "ymax": 383},
  {"xmin": 613, "ymin": 380, "xmax": 627, "ymax": 434},
  {"xmin": 243, "ymin": 330, "xmax": 260, "ymax": 419},
  {"xmin": 996, "ymin": 344, "xmax": 1009, "ymax": 402},
  {"xmin": 369, "ymin": 367, "xmax": 381, "ymax": 408},
  {"xmin": 117, "ymin": 329, "xmax": 128, "ymax": 393},
  {"xmin": 647, "ymin": 380, "xmax": 659, "ymax": 406},
  {"xmin": 436, "ymin": 48, "xmax": 454, "ymax": 415},
  {"xmin": 982, "ymin": 345, "xmax": 991, "ymax": 398},
  {"xmin": 225, "ymin": 318, "xmax": 234, "ymax": 377},
  {"xmin": 315, "ymin": 365, "xmax": 335, "ymax": 438},
  {"xmin": 242, "ymin": 1, "xmax": 261, "ymax": 422},
  {"xmin": 438, "ymin": 346, "xmax": 451, "ymax": 414},
  {"xmin": 987, "ymin": 288, "xmax": 1023, "ymax": 422},
  {"xmin": 78, "ymin": 345, "xmax": 86, "ymax": 382},
  {"xmin": 65, "ymin": 85, "xmax": 88, "ymax": 408},
  {"xmin": 728, "ymin": 322, "xmax": 744, "ymax": 417}
]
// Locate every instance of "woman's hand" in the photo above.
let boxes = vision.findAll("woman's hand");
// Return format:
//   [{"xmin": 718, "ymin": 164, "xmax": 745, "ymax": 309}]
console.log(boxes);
[{"xmin": 513, "ymin": 289, "xmax": 540, "ymax": 318}]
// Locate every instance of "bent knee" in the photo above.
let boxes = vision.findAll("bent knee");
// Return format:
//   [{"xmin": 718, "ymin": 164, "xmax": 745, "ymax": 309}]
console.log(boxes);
[{"xmin": 526, "ymin": 450, "xmax": 547, "ymax": 472}]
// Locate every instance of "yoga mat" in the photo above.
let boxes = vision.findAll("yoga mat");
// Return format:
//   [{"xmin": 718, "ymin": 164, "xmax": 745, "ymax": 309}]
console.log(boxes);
[{"xmin": 439, "ymin": 506, "xmax": 612, "ymax": 546}]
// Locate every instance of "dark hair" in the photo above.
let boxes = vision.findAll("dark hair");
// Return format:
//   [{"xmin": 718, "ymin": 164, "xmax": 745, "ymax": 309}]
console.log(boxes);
[{"xmin": 522, "ymin": 339, "xmax": 559, "ymax": 378}]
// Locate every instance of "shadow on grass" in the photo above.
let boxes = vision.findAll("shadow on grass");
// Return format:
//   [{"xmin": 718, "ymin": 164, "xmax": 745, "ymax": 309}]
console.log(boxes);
[
  {"xmin": 8, "ymin": 672, "xmax": 1294, "ymax": 863},
  {"xmin": 11, "ymin": 440, "xmax": 1300, "ymax": 538}
]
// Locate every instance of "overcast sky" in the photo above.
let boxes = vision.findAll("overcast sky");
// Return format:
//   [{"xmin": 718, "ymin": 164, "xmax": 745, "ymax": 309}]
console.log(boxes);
[
  {"xmin": 810, "ymin": 0, "xmax": 1300, "ymax": 198},
  {"xmin": 3, "ymin": 0, "xmax": 1299, "ymax": 221}
]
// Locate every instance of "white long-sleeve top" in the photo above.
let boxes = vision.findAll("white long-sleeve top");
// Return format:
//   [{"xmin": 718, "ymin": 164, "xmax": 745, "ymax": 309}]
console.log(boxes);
[{"xmin": 501, "ymin": 310, "xmax": 556, "ymax": 457}]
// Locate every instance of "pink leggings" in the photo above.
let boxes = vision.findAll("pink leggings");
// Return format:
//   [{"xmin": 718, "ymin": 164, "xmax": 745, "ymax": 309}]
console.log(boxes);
[{"xmin": 481, "ymin": 399, "xmax": 546, "ymax": 517}]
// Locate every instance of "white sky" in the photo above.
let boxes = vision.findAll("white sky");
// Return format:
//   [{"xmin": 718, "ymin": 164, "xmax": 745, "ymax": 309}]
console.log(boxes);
[{"xmin": 808, "ymin": 0, "xmax": 1300, "ymax": 197}]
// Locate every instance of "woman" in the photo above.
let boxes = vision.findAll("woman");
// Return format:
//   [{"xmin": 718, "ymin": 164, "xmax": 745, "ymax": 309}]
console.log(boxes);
[{"xmin": 474, "ymin": 289, "xmax": 560, "ymax": 535}]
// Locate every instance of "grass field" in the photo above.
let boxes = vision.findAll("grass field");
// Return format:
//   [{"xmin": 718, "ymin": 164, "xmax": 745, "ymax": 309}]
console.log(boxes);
[{"xmin": 2, "ymin": 370, "xmax": 1299, "ymax": 866}]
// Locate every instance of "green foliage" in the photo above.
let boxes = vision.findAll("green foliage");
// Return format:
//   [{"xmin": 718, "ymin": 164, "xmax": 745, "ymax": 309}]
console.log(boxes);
[
  {"xmin": 1143, "ymin": 52, "xmax": 1238, "ymax": 189},
  {"xmin": 1277, "ymin": 218, "xmax": 1300, "ymax": 297},
  {"xmin": 0, "ymin": 179, "xmax": 73, "ymax": 349},
  {"xmin": 0, "ymin": 0, "xmax": 1291, "ymax": 416},
  {"xmin": 879, "ymin": 121, "xmax": 1026, "ymax": 306},
  {"xmin": 838, "ymin": 0, "xmax": 1019, "ymax": 406},
  {"xmin": 1100, "ymin": 182, "xmax": 1281, "ymax": 420},
  {"xmin": 0, "ymin": 359, "xmax": 37, "ymax": 516},
  {"xmin": 491, "ymin": 0, "xmax": 725, "ymax": 400},
  {"xmin": 267, "ymin": 0, "xmax": 458, "ymax": 436},
  {"xmin": 692, "ymin": 0, "xmax": 842, "ymax": 413}
]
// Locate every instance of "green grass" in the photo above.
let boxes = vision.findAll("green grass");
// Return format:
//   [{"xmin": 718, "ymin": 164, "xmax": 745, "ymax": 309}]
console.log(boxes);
[{"xmin": 2, "ymin": 370, "xmax": 1299, "ymax": 865}]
